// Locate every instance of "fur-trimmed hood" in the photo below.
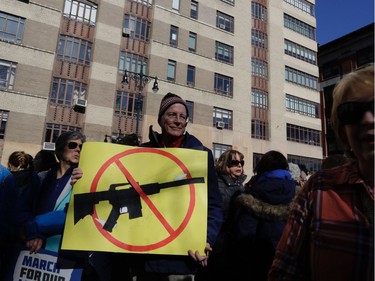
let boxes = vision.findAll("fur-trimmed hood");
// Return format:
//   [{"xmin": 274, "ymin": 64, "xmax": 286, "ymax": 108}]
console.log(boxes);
[{"xmin": 235, "ymin": 193, "xmax": 292, "ymax": 221}]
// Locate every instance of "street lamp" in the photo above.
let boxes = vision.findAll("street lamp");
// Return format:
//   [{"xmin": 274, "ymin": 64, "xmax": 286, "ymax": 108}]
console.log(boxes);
[{"xmin": 121, "ymin": 65, "xmax": 159, "ymax": 137}]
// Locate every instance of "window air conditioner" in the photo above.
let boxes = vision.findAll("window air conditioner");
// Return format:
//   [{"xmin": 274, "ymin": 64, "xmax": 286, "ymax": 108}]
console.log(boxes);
[
  {"xmin": 122, "ymin": 28, "xmax": 131, "ymax": 37},
  {"xmin": 42, "ymin": 142, "xmax": 55, "ymax": 151},
  {"xmin": 73, "ymin": 98, "xmax": 87, "ymax": 113},
  {"xmin": 216, "ymin": 121, "xmax": 225, "ymax": 129},
  {"xmin": 219, "ymin": 24, "xmax": 226, "ymax": 29}
]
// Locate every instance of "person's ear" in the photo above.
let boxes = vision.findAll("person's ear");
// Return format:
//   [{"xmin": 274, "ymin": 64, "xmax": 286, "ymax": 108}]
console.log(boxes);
[{"xmin": 184, "ymin": 117, "xmax": 190, "ymax": 127}]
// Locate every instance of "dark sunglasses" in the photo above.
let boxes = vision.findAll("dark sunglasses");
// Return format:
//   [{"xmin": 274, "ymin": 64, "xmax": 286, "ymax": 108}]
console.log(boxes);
[
  {"xmin": 228, "ymin": 160, "xmax": 244, "ymax": 167},
  {"xmin": 67, "ymin": 142, "xmax": 83, "ymax": 150},
  {"xmin": 337, "ymin": 101, "xmax": 374, "ymax": 125}
]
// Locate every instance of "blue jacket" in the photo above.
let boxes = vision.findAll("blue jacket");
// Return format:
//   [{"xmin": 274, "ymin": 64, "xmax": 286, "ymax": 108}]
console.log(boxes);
[
  {"xmin": 0, "ymin": 164, "xmax": 10, "ymax": 183},
  {"xmin": 0, "ymin": 174, "xmax": 18, "ymax": 248},
  {"xmin": 228, "ymin": 169, "xmax": 296, "ymax": 281},
  {"xmin": 136, "ymin": 126, "xmax": 223, "ymax": 274},
  {"xmin": 23, "ymin": 165, "xmax": 75, "ymax": 252}
]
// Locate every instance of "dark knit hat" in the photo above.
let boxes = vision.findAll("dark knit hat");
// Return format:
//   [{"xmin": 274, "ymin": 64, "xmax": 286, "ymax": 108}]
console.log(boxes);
[{"xmin": 158, "ymin": 92, "xmax": 189, "ymax": 123}]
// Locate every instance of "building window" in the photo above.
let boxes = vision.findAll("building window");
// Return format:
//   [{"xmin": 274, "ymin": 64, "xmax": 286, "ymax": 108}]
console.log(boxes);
[
  {"xmin": 119, "ymin": 52, "xmax": 148, "ymax": 74},
  {"xmin": 287, "ymin": 154, "xmax": 321, "ymax": 173},
  {"xmin": 45, "ymin": 123, "xmax": 82, "ymax": 143},
  {"xmin": 186, "ymin": 100, "xmax": 194, "ymax": 123},
  {"xmin": 167, "ymin": 60, "xmax": 176, "ymax": 81},
  {"xmin": 50, "ymin": 78, "xmax": 87, "ymax": 106},
  {"xmin": 132, "ymin": 0, "xmax": 153, "ymax": 6},
  {"xmin": 189, "ymin": 32, "xmax": 197, "ymax": 52},
  {"xmin": 220, "ymin": 0, "xmax": 235, "ymax": 6},
  {"xmin": 284, "ymin": 13, "xmax": 316, "ymax": 40},
  {"xmin": 357, "ymin": 46, "xmax": 374, "ymax": 67},
  {"xmin": 287, "ymin": 123, "xmax": 321, "ymax": 146},
  {"xmin": 0, "ymin": 12, "xmax": 25, "ymax": 44},
  {"xmin": 253, "ymin": 152, "xmax": 264, "ymax": 169},
  {"xmin": 213, "ymin": 107, "xmax": 233, "ymax": 130},
  {"xmin": 214, "ymin": 73, "xmax": 233, "ymax": 97},
  {"xmin": 190, "ymin": 1, "xmax": 198, "ymax": 19},
  {"xmin": 0, "ymin": 110, "xmax": 9, "ymax": 139},
  {"xmin": 216, "ymin": 11, "xmax": 234, "ymax": 33},
  {"xmin": 252, "ymin": 58, "xmax": 268, "ymax": 78},
  {"xmin": 321, "ymin": 61, "xmax": 340, "ymax": 80},
  {"xmin": 251, "ymin": 29, "xmax": 268, "ymax": 49},
  {"xmin": 63, "ymin": 0, "xmax": 98, "ymax": 26},
  {"xmin": 172, "ymin": 0, "xmax": 180, "ymax": 11},
  {"xmin": 251, "ymin": 88, "xmax": 268, "ymax": 109},
  {"xmin": 285, "ymin": 66, "xmax": 318, "ymax": 90},
  {"xmin": 283, "ymin": 0, "xmax": 315, "ymax": 17},
  {"xmin": 251, "ymin": 120, "xmax": 269, "ymax": 140},
  {"xmin": 251, "ymin": 2, "xmax": 267, "ymax": 21},
  {"xmin": 114, "ymin": 91, "xmax": 140, "ymax": 118},
  {"xmin": 170, "ymin": 25, "xmax": 178, "ymax": 47},
  {"xmin": 215, "ymin": 41, "xmax": 234, "ymax": 64},
  {"xmin": 0, "ymin": 59, "xmax": 16, "ymax": 90},
  {"xmin": 286, "ymin": 94, "xmax": 319, "ymax": 118},
  {"xmin": 213, "ymin": 143, "xmax": 232, "ymax": 161},
  {"xmin": 124, "ymin": 15, "xmax": 151, "ymax": 41},
  {"xmin": 187, "ymin": 65, "xmax": 195, "ymax": 86},
  {"xmin": 57, "ymin": 35, "xmax": 92, "ymax": 65},
  {"xmin": 284, "ymin": 39, "xmax": 317, "ymax": 65}
]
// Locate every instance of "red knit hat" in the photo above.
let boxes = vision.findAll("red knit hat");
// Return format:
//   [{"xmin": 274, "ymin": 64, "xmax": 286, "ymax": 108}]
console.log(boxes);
[{"xmin": 158, "ymin": 92, "xmax": 189, "ymax": 123}]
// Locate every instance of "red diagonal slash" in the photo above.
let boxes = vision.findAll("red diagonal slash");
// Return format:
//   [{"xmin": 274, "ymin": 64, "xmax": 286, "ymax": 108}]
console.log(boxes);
[{"xmin": 115, "ymin": 159, "xmax": 175, "ymax": 234}]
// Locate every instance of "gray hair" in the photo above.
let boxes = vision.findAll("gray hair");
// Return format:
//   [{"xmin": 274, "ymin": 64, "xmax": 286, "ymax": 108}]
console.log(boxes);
[
  {"xmin": 288, "ymin": 162, "xmax": 301, "ymax": 182},
  {"xmin": 55, "ymin": 131, "xmax": 86, "ymax": 161}
]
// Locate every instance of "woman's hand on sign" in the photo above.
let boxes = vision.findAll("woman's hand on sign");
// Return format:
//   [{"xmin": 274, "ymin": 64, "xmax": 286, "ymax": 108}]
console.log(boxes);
[
  {"xmin": 26, "ymin": 238, "xmax": 43, "ymax": 254},
  {"xmin": 71, "ymin": 167, "xmax": 83, "ymax": 185},
  {"xmin": 188, "ymin": 243, "xmax": 212, "ymax": 267}
]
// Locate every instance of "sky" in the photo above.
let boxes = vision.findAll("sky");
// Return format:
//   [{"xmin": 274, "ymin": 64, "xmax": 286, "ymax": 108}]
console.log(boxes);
[{"xmin": 315, "ymin": 0, "xmax": 374, "ymax": 45}]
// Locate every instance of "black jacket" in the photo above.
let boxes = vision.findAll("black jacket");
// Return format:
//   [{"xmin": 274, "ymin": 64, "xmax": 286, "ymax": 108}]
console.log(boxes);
[{"xmin": 134, "ymin": 126, "xmax": 223, "ymax": 274}]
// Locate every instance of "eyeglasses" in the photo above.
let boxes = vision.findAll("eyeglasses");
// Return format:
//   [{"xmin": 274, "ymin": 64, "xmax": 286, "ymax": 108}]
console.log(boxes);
[
  {"xmin": 228, "ymin": 160, "xmax": 244, "ymax": 167},
  {"xmin": 165, "ymin": 112, "xmax": 188, "ymax": 122},
  {"xmin": 337, "ymin": 101, "xmax": 374, "ymax": 125},
  {"xmin": 67, "ymin": 142, "xmax": 83, "ymax": 150}
]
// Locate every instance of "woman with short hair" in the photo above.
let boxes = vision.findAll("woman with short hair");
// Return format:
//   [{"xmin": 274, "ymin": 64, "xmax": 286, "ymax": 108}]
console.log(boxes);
[{"xmin": 269, "ymin": 65, "xmax": 374, "ymax": 281}]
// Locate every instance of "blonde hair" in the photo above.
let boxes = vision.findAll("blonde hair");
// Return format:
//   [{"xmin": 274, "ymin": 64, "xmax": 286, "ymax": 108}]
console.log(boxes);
[{"xmin": 331, "ymin": 65, "xmax": 374, "ymax": 158}]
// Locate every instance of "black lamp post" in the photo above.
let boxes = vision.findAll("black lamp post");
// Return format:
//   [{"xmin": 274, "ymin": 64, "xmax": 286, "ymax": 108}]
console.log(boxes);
[{"xmin": 121, "ymin": 65, "xmax": 159, "ymax": 137}]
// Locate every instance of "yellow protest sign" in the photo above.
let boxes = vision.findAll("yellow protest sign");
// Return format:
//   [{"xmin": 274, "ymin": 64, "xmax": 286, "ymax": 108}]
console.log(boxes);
[{"xmin": 62, "ymin": 142, "xmax": 208, "ymax": 255}]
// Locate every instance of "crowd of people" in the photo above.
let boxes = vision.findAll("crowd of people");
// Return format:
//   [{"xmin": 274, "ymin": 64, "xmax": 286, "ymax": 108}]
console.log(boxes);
[{"xmin": 0, "ymin": 65, "xmax": 373, "ymax": 281}]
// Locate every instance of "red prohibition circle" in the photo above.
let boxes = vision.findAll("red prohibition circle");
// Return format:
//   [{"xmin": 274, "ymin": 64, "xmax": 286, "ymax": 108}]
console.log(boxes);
[{"xmin": 90, "ymin": 147, "xmax": 197, "ymax": 252}]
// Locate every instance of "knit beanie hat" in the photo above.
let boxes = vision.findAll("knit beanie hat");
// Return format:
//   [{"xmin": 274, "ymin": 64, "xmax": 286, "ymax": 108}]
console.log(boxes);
[{"xmin": 158, "ymin": 92, "xmax": 189, "ymax": 123}]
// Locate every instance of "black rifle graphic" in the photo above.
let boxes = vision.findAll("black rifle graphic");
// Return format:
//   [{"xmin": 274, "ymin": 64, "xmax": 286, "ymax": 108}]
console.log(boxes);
[{"xmin": 74, "ymin": 177, "xmax": 205, "ymax": 232}]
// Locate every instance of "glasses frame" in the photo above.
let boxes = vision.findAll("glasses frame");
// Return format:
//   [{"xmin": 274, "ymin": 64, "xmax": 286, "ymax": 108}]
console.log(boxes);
[
  {"xmin": 165, "ymin": 112, "xmax": 189, "ymax": 122},
  {"xmin": 337, "ymin": 100, "xmax": 374, "ymax": 125},
  {"xmin": 67, "ymin": 142, "xmax": 83, "ymax": 150},
  {"xmin": 227, "ymin": 160, "xmax": 244, "ymax": 167}
]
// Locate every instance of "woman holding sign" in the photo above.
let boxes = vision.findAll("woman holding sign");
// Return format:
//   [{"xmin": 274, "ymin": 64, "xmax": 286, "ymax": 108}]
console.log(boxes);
[{"xmin": 23, "ymin": 131, "xmax": 86, "ymax": 254}]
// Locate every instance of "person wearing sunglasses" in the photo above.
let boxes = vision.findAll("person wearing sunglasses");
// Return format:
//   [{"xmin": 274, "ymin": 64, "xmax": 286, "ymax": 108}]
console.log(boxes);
[
  {"xmin": 222, "ymin": 150, "xmax": 296, "ymax": 281},
  {"xmin": 214, "ymin": 150, "xmax": 247, "ymax": 223},
  {"xmin": 21, "ymin": 131, "xmax": 85, "ymax": 255},
  {"xmin": 202, "ymin": 149, "xmax": 247, "ymax": 280},
  {"xmin": 269, "ymin": 65, "xmax": 374, "ymax": 281}
]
